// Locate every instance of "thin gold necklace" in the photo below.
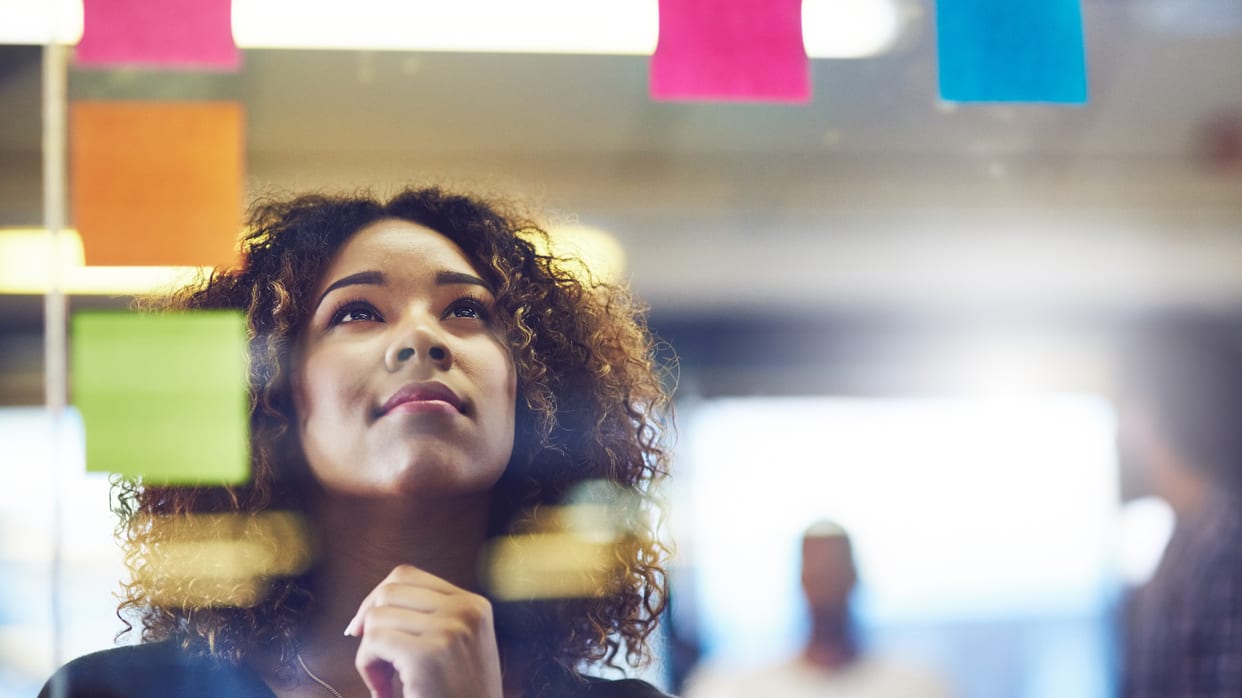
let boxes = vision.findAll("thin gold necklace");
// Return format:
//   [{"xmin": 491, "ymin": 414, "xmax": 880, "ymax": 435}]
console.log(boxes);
[{"xmin": 296, "ymin": 651, "xmax": 345, "ymax": 698}]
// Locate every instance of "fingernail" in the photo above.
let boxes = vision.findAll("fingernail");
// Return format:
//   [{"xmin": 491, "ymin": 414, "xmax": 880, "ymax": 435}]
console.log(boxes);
[{"xmin": 343, "ymin": 617, "xmax": 359, "ymax": 636}]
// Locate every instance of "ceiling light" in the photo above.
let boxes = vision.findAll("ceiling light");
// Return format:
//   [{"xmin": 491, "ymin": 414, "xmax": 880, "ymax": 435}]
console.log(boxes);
[
  {"xmin": 3, "ymin": 0, "xmax": 904, "ymax": 59},
  {"xmin": 234, "ymin": 0, "xmax": 659, "ymax": 54},
  {"xmin": 0, "ymin": 229, "xmax": 209, "ymax": 295},
  {"xmin": 0, "ymin": 0, "xmax": 82, "ymax": 44},
  {"xmin": 802, "ymin": 0, "xmax": 903, "ymax": 58}
]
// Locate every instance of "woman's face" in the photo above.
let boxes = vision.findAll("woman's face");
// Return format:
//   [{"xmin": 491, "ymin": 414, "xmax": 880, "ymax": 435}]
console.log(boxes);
[{"xmin": 294, "ymin": 218, "xmax": 517, "ymax": 498}]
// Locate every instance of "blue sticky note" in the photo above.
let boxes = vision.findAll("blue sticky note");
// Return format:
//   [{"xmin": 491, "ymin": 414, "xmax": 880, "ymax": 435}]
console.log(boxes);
[{"xmin": 937, "ymin": 0, "xmax": 1088, "ymax": 103}]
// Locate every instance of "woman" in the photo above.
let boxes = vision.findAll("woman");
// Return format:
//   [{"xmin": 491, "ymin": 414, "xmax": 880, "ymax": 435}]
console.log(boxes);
[{"xmin": 42, "ymin": 187, "xmax": 675, "ymax": 697}]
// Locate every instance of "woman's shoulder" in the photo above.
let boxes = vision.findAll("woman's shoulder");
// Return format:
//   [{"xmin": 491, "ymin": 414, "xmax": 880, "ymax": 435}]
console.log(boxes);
[
  {"xmin": 39, "ymin": 641, "xmax": 274, "ymax": 698},
  {"xmin": 581, "ymin": 675, "xmax": 676, "ymax": 697}
]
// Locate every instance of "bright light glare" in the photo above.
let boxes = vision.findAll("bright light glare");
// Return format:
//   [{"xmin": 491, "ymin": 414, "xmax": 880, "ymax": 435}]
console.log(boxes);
[
  {"xmin": 802, "ymin": 0, "xmax": 903, "ymax": 58},
  {"xmin": 2, "ymin": 0, "xmax": 904, "ymax": 58},
  {"xmin": 1116, "ymin": 496, "xmax": 1174, "ymax": 586},
  {"xmin": 0, "ymin": 407, "xmax": 130, "ymax": 681},
  {"xmin": 678, "ymin": 395, "xmax": 1119, "ymax": 666},
  {"xmin": 946, "ymin": 336, "xmax": 1110, "ymax": 396},
  {"xmin": 485, "ymin": 531, "xmax": 619, "ymax": 600},
  {"xmin": 238, "ymin": 0, "xmax": 902, "ymax": 57},
  {"xmin": 0, "ymin": 0, "xmax": 83, "ymax": 44},
  {"xmin": 528, "ymin": 224, "xmax": 628, "ymax": 284},
  {"xmin": 0, "ymin": 229, "xmax": 209, "ymax": 295},
  {"xmin": 233, "ymin": 0, "xmax": 660, "ymax": 54}
]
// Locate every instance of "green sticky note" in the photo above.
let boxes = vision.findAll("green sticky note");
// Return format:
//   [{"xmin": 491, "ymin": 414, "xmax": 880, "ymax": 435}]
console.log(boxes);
[{"xmin": 72, "ymin": 311, "xmax": 249, "ymax": 485}]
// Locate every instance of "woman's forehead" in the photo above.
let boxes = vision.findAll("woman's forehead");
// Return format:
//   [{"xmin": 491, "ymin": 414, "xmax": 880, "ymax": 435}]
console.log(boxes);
[{"xmin": 318, "ymin": 218, "xmax": 478, "ymax": 285}]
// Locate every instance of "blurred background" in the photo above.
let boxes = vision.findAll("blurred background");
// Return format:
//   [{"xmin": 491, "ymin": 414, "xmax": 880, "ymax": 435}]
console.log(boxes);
[{"xmin": 4, "ymin": 0, "xmax": 1242, "ymax": 696}]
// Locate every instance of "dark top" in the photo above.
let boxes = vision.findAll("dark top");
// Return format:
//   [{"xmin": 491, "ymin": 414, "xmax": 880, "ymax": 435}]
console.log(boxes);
[
  {"xmin": 1122, "ymin": 492, "xmax": 1242, "ymax": 697},
  {"xmin": 40, "ymin": 642, "xmax": 672, "ymax": 698}
]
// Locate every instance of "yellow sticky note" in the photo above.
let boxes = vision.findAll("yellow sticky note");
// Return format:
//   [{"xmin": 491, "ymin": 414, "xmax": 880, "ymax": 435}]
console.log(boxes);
[
  {"xmin": 70, "ymin": 101, "xmax": 244, "ymax": 267},
  {"xmin": 71, "ymin": 311, "xmax": 249, "ymax": 485}
]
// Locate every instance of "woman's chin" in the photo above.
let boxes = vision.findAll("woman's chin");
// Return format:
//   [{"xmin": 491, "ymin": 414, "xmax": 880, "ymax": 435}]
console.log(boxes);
[{"xmin": 319, "ymin": 468, "xmax": 500, "ymax": 501}]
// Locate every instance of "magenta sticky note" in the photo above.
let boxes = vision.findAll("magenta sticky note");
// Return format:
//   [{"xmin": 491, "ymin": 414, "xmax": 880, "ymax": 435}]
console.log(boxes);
[
  {"xmin": 76, "ymin": 0, "xmax": 239, "ymax": 70},
  {"xmin": 651, "ymin": 0, "xmax": 809, "ymax": 103}
]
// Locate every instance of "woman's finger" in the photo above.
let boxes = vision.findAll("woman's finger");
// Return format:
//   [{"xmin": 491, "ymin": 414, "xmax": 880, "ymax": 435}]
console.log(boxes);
[
  {"xmin": 345, "ymin": 565, "xmax": 457, "ymax": 636},
  {"xmin": 355, "ymin": 624, "xmax": 476, "ymax": 698},
  {"xmin": 357, "ymin": 650, "xmax": 397, "ymax": 698},
  {"xmin": 354, "ymin": 604, "xmax": 474, "ymax": 637},
  {"xmin": 348, "ymin": 565, "xmax": 502, "ymax": 698}
]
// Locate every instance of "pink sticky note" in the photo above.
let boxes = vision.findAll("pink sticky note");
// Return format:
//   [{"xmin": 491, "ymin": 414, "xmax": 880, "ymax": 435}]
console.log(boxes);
[
  {"xmin": 76, "ymin": 0, "xmax": 239, "ymax": 70},
  {"xmin": 651, "ymin": 0, "xmax": 809, "ymax": 103}
]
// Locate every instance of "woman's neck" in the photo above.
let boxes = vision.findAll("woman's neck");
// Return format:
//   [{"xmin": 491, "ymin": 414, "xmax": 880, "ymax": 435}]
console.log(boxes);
[
  {"xmin": 313, "ymin": 490, "xmax": 490, "ymax": 590},
  {"xmin": 278, "ymin": 491, "xmax": 494, "ymax": 697}
]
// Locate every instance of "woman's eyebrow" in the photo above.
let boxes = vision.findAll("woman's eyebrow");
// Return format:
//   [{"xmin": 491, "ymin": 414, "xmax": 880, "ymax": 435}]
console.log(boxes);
[
  {"xmin": 436, "ymin": 270, "xmax": 490, "ymax": 290},
  {"xmin": 316, "ymin": 270, "xmax": 385, "ymax": 309}
]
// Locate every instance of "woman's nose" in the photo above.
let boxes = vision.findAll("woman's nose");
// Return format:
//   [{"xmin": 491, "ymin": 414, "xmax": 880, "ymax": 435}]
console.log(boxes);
[{"xmin": 384, "ymin": 326, "xmax": 452, "ymax": 372}]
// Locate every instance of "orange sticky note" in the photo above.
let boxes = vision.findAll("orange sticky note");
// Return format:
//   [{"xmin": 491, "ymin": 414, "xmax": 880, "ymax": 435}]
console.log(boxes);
[
  {"xmin": 76, "ymin": 0, "xmax": 239, "ymax": 70},
  {"xmin": 71, "ymin": 101, "xmax": 244, "ymax": 267}
]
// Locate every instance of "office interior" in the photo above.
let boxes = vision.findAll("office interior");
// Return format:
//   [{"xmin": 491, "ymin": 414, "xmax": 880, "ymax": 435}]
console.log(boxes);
[{"xmin": 3, "ymin": 2, "xmax": 1242, "ymax": 696}]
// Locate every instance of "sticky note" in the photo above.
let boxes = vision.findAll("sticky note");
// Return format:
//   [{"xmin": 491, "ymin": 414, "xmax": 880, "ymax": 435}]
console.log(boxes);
[
  {"xmin": 71, "ymin": 101, "xmax": 244, "ymax": 267},
  {"xmin": 72, "ymin": 311, "xmax": 249, "ymax": 485},
  {"xmin": 937, "ymin": 0, "xmax": 1088, "ymax": 103},
  {"xmin": 651, "ymin": 0, "xmax": 809, "ymax": 103},
  {"xmin": 76, "ymin": 0, "xmax": 238, "ymax": 70}
]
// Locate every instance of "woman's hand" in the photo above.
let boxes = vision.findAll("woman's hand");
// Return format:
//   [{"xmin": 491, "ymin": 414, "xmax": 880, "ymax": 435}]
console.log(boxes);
[{"xmin": 345, "ymin": 565, "xmax": 503, "ymax": 698}]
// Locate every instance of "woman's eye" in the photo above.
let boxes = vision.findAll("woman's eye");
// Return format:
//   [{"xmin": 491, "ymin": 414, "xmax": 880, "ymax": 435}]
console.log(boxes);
[
  {"xmin": 343, "ymin": 309, "xmax": 376, "ymax": 322},
  {"xmin": 330, "ymin": 303, "xmax": 382, "ymax": 325},
  {"xmin": 447, "ymin": 298, "xmax": 489, "ymax": 321}
]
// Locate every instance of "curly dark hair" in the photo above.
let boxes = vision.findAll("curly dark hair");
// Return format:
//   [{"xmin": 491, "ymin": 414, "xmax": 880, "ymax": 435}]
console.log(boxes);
[{"xmin": 113, "ymin": 186, "xmax": 674, "ymax": 690}]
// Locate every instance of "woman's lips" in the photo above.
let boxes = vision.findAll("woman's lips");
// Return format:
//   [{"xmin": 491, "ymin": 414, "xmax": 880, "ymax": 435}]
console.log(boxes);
[{"xmin": 379, "ymin": 381, "xmax": 465, "ymax": 416}]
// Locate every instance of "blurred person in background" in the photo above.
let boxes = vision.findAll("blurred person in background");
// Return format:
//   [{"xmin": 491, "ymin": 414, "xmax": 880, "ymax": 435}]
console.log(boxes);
[
  {"xmin": 683, "ymin": 520, "xmax": 950, "ymax": 698},
  {"xmin": 1116, "ymin": 316, "xmax": 1242, "ymax": 697},
  {"xmin": 40, "ymin": 187, "xmax": 674, "ymax": 698}
]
